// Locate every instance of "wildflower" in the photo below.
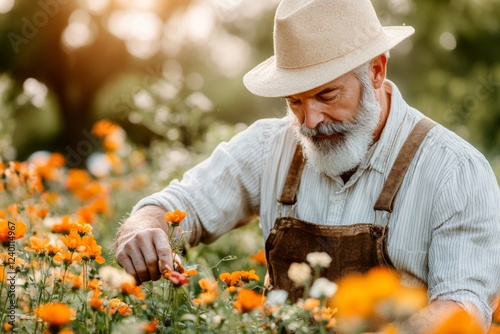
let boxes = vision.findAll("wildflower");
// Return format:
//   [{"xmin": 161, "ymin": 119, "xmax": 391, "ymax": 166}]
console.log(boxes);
[
  {"xmin": 434, "ymin": 308, "xmax": 484, "ymax": 334},
  {"xmin": 35, "ymin": 302, "xmax": 74, "ymax": 328},
  {"xmin": 3, "ymin": 323, "xmax": 13, "ymax": 332},
  {"xmin": 51, "ymin": 216, "xmax": 73, "ymax": 234},
  {"xmin": 121, "ymin": 282, "xmax": 145, "ymax": 300},
  {"xmin": 89, "ymin": 290, "xmax": 104, "ymax": 311},
  {"xmin": 70, "ymin": 220, "xmax": 93, "ymax": 237},
  {"xmin": 66, "ymin": 169, "xmax": 91, "ymax": 193},
  {"xmin": 54, "ymin": 249, "xmax": 82, "ymax": 265},
  {"xmin": 59, "ymin": 231, "xmax": 83, "ymax": 252},
  {"xmin": 24, "ymin": 236, "xmax": 51, "ymax": 254},
  {"xmin": 142, "ymin": 318, "xmax": 160, "ymax": 333},
  {"xmin": 266, "ymin": 290, "xmax": 288, "ymax": 306},
  {"xmin": 108, "ymin": 298, "xmax": 133, "ymax": 316},
  {"xmin": 164, "ymin": 209, "xmax": 187, "ymax": 226},
  {"xmin": 81, "ymin": 235, "xmax": 105, "ymax": 264},
  {"xmin": 288, "ymin": 262, "xmax": 311, "ymax": 287},
  {"xmin": 220, "ymin": 270, "xmax": 259, "ymax": 289},
  {"xmin": 250, "ymin": 249, "xmax": 267, "ymax": 266},
  {"xmin": 92, "ymin": 119, "xmax": 120, "ymax": 138},
  {"xmin": 163, "ymin": 270, "xmax": 189, "ymax": 286},
  {"xmin": 234, "ymin": 288, "xmax": 266, "ymax": 313},
  {"xmin": 0, "ymin": 220, "xmax": 27, "ymax": 243},
  {"xmin": 299, "ymin": 298, "xmax": 321, "ymax": 311},
  {"xmin": 45, "ymin": 244, "xmax": 62, "ymax": 257},
  {"xmin": 309, "ymin": 277, "xmax": 338, "ymax": 299},
  {"xmin": 193, "ymin": 278, "xmax": 219, "ymax": 306},
  {"xmin": 306, "ymin": 252, "xmax": 332, "ymax": 268}
]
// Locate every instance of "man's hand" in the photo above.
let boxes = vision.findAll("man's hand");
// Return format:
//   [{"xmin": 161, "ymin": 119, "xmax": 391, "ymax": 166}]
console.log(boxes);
[{"xmin": 115, "ymin": 205, "xmax": 173, "ymax": 284}]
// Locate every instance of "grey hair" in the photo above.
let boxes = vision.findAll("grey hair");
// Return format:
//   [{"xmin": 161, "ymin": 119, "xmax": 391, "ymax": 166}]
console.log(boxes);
[{"xmin": 352, "ymin": 51, "xmax": 390, "ymax": 88}]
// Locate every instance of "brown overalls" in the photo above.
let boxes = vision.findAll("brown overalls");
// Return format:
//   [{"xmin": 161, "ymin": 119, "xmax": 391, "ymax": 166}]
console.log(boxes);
[{"xmin": 265, "ymin": 118, "xmax": 436, "ymax": 302}]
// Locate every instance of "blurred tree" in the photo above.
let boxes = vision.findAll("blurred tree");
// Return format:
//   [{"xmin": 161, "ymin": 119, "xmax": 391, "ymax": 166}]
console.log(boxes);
[{"xmin": 0, "ymin": 0, "xmax": 191, "ymax": 162}]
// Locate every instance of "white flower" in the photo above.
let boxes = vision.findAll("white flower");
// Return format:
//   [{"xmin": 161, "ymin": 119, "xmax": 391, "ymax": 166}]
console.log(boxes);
[
  {"xmin": 306, "ymin": 252, "xmax": 332, "ymax": 268},
  {"xmin": 288, "ymin": 262, "xmax": 312, "ymax": 286},
  {"xmin": 266, "ymin": 290, "xmax": 288, "ymax": 306},
  {"xmin": 309, "ymin": 278, "xmax": 338, "ymax": 299}
]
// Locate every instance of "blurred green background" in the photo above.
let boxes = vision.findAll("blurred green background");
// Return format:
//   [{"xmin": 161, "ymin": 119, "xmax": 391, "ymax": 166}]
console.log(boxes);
[{"xmin": 0, "ymin": 0, "xmax": 499, "ymax": 178}]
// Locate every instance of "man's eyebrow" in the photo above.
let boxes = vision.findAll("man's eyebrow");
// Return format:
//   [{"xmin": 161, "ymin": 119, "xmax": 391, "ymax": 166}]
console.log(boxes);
[
  {"xmin": 316, "ymin": 87, "xmax": 341, "ymax": 95},
  {"xmin": 284, "ymin": 87, "xmax": 341, "ymax": 99}
]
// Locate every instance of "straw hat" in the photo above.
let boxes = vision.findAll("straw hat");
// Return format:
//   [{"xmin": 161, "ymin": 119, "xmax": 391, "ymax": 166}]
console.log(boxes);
[{"xmin": 243, "ymin": 0, "xmax": 414, "ymax": 98}]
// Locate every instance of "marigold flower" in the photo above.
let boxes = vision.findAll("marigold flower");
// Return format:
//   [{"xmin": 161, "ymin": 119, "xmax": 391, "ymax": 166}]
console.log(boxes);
[
  {"xmin": 198, "ymin": 277, "xmax": 219, "ymax": 292},
  {"xmin": 299, "ymin": 298, "xmax": 321, "ymax": 311},
  {"xmin": 0, "ymin": 220, "xmax": 27, "ymax": 243},
  {"xmin": 51, "ymin": 216, "xmax": 74, "ymax": 234},
  {"xmin": 81, "ymin": 235, "xmax": 105, "ymax": 264},
  {"xmin": 163, "ymin": 270, "xmax": 189, "ymax": 286},
  {"xmin": 250, "ymin": 249, "xmax": 267, "ymax": 266},
  {"xmin": 121, "ymin": 282, "xmax": 145, "ymax": 299},
  {"xmin": 92, "ymin": 119, "xmax": 120, "ymax": 138},
  {"xmin": 234, "ymin": 288, "xmax": 266, "ymax": 313},
  {"xmin": 193, "ymin": 291, "xmax": 218, "ymax": 306},
  {"xmin": 54, "ymin": 249, "xmax": 82, "ymax": 265},
  {"xmin": 89, "ymin": 290, "xmax": 104, "ymax": 311},
  {"xmin": 59, "ymin": 231, "xmax": 83, "ymax": 252},
  {"xmin": 24, "ymin": 236, "xmax": 51, "ymax": 254},
  {"xmin": 3, "ymin": 323, "xmax": 13, "ymax": 332},
  {"xmin": 434, "ymin": 308, "xmax": 484, "ymax": 334},
  {"xmin": 35, "ymin": 303, "xmax": 74, "ymax": 327},
  {"xmin": 164, "ymin": 209, "xmax": 187, "ymax": 225},
  {"xmin": 108, "ymin": 298, "xmax": 132, "ymax": 316},
  {"xmin": 66, "ymin": 169, "xmax": 91, "ymax": 193},
  {"xmin": 142, "ymin": 318, "xmax": 160, "ymax": 333}
]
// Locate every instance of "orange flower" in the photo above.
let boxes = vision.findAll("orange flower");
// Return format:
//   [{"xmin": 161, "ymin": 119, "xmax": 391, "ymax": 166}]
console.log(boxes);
[
  {"xmin": 142, "ymin": 318, "xmax": 160, "ymax": 333},
  {"xmin": 89, "ymin": 289, "xmax": 104, "ymax": 311},
  {"xmin": 51, "ymin": 216, "xmax": 74, "ymax": 234},
  {"xmin": 0, "ymin": 220, "xmax": 27, "ymax": 243},
  {"xmin": 233, "ymin": 289, "xmax": 266, "ymax": 313},
  {"xmin": 193, "ymin": 291, "xmax": 218, "ymax": 306},
  {"xmin": 70, "ymin": 220, "xmax": 93, "ymax": 237},
  {"xmin": 35, "ymin": 303, "xmax": 74, "ymax": 327},
  {"xmin": 121, "ymin": 282, "xmax": 145, "ymax": 300},
  {"xmin": 66, "ymin": 169, "xmax": 90, "ymax": 193},
  {"xmin": 92, "ymin": 119, "xmax": 120, "ymax": 138},
  {"xmin": 299, "ymin": 298, "xmax": 321, "ymax": 311},
  {"xmin": 164, "ymin": 210, "xmax": 187, "ymax": 225},
  {"xmin": 198, "ymin": 278, "xmax": 218, "ymax": 292},
  {"xmin": 220, "ymin": 270, "xmax": 259, "ymax": 287},
  {"xmin": 250, "ymin": 249, "xmax": 267, "ymax": 266},
  {"xmin": 3, "ymin": 323, "xmax": 13, "ymax": 332},
  {"xmin": 24, "ymin": 236, "xmax": 51, "ymax": 254},
  {"xmin": 59, "ymin": 231, "xmax": 83, "ymax": 252},
  {"xmin": 163, "ymin": 270, "xmax": 189, "ymax": 286},
  {"xmin": 434, "ymin": 308, "xmax": 484, "ymax": 334},
  {"xmin": 54, "ymin": 249, "xmax": 81, "ymax": 265},
  {"xmin": 80, "ymin": 235, "xmax": 105, "ymax": 264},
  {"xmin": 108, "ymin": 298, "xmax": 132, "ymax": 316}
]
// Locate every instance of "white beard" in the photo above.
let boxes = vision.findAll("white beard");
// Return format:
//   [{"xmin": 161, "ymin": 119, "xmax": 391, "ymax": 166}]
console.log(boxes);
[{"xmin": 288, "ymin": 80, "xmax": 382, "ymax": 179}]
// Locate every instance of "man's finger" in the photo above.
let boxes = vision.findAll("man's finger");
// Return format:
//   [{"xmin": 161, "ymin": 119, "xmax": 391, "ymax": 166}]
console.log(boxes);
[{"xmin": 153, "ymin": 230, "xmax": 173, "ymax": 274}]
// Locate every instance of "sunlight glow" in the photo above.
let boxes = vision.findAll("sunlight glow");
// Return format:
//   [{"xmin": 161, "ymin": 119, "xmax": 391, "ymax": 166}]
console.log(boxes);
[
  {"xmin": 107, "ymin": 9, "xmax": 162, "ymax": 58},
  {"xmin": 0, "ymin": 0, "xmax": 14, "ymax": 14},
  {"xmin": 83, "ymin": 0, "xmax": 109, "ymax": 14},
  {"xmin": 62, "ymin": 9, "xmax": 94, "ymax": 49}
]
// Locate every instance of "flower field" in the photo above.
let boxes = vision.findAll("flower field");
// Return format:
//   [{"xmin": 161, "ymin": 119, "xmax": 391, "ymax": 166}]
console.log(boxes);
[{"xmin": 1, "ymin": 120, "xmax": 499, "ymax": 334}]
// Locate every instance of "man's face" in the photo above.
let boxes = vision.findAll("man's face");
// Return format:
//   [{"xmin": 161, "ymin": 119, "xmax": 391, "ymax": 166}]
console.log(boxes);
[{"xmin": 286, "ymin": 69, "xmax": 382, "ymax": 178}]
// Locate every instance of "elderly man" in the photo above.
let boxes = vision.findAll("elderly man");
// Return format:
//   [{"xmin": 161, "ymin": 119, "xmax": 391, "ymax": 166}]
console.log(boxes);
[{"xmin": 115, "ymin": 0, "xmax": 500, "ymax": 332}]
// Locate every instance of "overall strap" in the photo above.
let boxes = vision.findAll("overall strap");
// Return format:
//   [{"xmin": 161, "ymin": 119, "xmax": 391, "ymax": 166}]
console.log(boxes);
[
  {"xmin": 278, "ymin": 144, "xmax": 305, "ymax": 205},
  {"xmin": 374, "ymin": 117, "xmax": 437, "ymax": 213}
]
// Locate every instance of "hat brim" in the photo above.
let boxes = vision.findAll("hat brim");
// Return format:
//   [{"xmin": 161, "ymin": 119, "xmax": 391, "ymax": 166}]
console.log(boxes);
[{"xmin": 243, "ymin": 26, "xmax": 415, "ymax": 98}]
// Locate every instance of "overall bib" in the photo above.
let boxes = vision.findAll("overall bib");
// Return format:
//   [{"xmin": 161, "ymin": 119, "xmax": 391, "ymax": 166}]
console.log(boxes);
[{"xmin": 265, "ymin": 118, "xmax": 436, "ymax": 302}]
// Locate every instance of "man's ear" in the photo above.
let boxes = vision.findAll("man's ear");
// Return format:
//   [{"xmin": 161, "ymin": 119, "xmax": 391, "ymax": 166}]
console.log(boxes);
[{"xmin": 370, "ymin": 54, "xmax": 388, "ymax": 89}]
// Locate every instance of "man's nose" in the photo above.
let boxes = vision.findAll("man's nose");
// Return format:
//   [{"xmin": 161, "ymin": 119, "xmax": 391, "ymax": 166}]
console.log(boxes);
[{"xmin": 302, "ymin": 101, "xmax": 325, "ymax": 129}]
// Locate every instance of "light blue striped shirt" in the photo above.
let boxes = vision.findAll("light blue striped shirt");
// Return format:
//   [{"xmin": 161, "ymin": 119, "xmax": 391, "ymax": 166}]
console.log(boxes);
[{"xmin": 133, "ymin": 82, "xmax": 500, "ymax": 327}]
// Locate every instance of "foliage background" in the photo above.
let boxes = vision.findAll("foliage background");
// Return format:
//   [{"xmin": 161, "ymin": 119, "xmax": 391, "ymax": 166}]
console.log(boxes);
[{"xmin": 0, "ymin": 0, "xmax": 499, "ymax": 260}]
